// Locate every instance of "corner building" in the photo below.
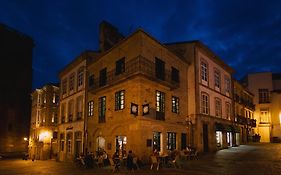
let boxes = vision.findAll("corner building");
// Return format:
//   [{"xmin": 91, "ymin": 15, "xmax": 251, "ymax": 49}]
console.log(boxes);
[{"xmin": 86, "ymin": 30, "xmax": 189, "ymax": 162}]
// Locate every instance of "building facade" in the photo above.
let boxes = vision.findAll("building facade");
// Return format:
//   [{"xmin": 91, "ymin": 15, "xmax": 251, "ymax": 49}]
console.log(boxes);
[
  {"xmin": 86, "ymin": 30, "xmax": 189, "ymax": 163},
  {"xmin": 242, "ymin": 72, "xmax": 281, "ymax": 142},
  {"xmin": 0, "ymin": 23, "xmax": 34, "ymax": 155},
  {"xmin": 57, "ymin": 51, "xmax": 98, "ymax": 161},
  {"xmin": 167, "ymin": 41, "xmax": 236, "ymax": 152},
  {"xmin": 29, "ymin": 84, "xmax": 59, "ymax": 160},
  {"xmin": 233, "ymin": 80, "xmax": 256, "ymax": 144}
]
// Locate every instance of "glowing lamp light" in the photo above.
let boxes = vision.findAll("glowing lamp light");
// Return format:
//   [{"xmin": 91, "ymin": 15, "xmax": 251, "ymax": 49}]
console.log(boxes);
[
  {"xmin": 39, "ymin": 131, "xmax": 51, "ymax": 142},
  {"xmin": 24, "ymin": 137, "xmax": 28, "ymax": 141},
  {"xmin": 279, "ymin": 113, "xmax": 281, "ymax": 124}
]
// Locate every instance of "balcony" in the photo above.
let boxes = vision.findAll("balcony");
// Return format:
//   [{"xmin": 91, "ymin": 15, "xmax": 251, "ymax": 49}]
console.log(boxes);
[{"xmin": 89, "ymin": 55, "xmax": 180, "ymax": 93}]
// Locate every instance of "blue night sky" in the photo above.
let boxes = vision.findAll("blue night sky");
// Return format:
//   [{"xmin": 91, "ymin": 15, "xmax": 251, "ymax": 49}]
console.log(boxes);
[{"xmin": 0, "ymin": 0, "xmax": 281, "ymax": 89}]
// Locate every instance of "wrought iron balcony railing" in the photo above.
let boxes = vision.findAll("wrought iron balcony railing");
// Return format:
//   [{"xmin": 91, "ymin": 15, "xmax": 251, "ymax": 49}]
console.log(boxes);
[{"xmin": 89, "ymin": 55, "xmax": 180, "ymax": 93}]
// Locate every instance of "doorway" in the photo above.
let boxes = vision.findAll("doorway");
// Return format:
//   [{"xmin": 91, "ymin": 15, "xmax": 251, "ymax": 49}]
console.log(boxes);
[{"xmin": 203, "ymin": 124, "xmax": 209, "ymax": 152}]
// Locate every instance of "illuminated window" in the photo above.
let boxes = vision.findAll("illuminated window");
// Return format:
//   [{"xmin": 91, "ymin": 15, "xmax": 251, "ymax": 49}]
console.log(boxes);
[
  {"xmin": 153, "ymin": 132, "xmax": 161, "ymax": 152},
  {"xmin": 260, "ymin": 110, "xmax": 269, "ymax": 123},
  {"xmin": 215, "ymin": 98, "xmax": 222, "ymax": 117},
  {"xmin": 98, "ymin": 96, "xmax": 106, "ymax": 123},
  {"xmin": 88, "ymin": 101, "xmax": 94, "ymax": 117},
  {"xmin": 172, "ymin": 96, "xmax": 179, "ymax": 114},
  {"xmin": 115, "ymin": 90, "xmax": 125, "ymax": 110},
  {"xmin": 201, "ymin": 92, "xmax": 209, "ymax": 115},
  {"xmin": 156, "ymin": 91, "xmax": 165, "ymax": 120},
  {"xmin": 167, "ymin": 132, "xmax": 176, "ymax": 150},
  {"xmin": 67, "ymin": 133, "xmax": 72, "ymax": 154},
  {"xmin": 216, "ymin": 131, "xmax": 222, "ymax": 147}
]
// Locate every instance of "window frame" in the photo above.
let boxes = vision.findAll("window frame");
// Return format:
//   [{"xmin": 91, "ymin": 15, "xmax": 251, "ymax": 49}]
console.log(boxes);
[
  {"xmin": 115, "ymin": 90, "xmax": 125, "ymax": 111},
  {"xmin": 172, "ymin": 96, "xmax": 179, "ymax": 114},
  {"xmin": 201, "ymin": 92, "xmax": 209, "ymax": 115}
]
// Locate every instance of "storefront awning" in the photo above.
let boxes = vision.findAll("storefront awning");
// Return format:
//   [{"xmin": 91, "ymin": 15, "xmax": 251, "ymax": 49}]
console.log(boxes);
[{"xmin": 215, "ymin": 123, "xmax": 225, "ymax": 131}]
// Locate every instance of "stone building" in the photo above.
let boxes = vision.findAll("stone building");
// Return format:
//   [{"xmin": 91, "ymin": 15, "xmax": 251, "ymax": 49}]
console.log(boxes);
[
  {"xmin": 0, "ymin": 23, "xmax": 34, "ymax": 155},
  {"xmin": 29, "ymin": 83, "xmax": 59, "ymax": 160},
  {"xmin": 86, "ymin": 30, "xmax": 189, "ymax": 163},
  {"xmin": 57, "ymin": 51, "xmax": 98, "ymax": 161},
  {"xmin": 233, "ymin": 80, "xmax": 256, "ymax": 144},
  {"xmin": 166, "ymin": 41, "xmax": 235, "ymax": 152},
  {"xmin": 242, "ymin": 72, "xmax": 281, "ymax": 142}
]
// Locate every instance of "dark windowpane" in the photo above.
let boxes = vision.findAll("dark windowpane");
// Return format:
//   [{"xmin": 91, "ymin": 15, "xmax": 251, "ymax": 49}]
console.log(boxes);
[
  {"xmin": 99, "ymin": 68, "xmax": 107, "ymax": 87},
  {"xmin": 171, "ymin": 67, "xmax": 179, "ymax": 83},
  {"xmin": 89, "ymin": 75, "xmax": 94, "ymax": 87},
  {"xmin": 115, "ymin": 57, "xmax": 125, "ymax": 75},
  {"xmin": 155, "ymin": 58, "xmax": 165, "ymax": 80}
]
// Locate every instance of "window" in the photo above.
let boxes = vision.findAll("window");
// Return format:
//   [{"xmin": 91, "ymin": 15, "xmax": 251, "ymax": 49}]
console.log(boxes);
[
  {"xmin": 201, "ymin": 93, "xmax": 209, "ymax": 115},
  {"xmin": 68, "ymin": 101, "xmax": 73, "ymax": 122},
  {"xmin": 98, "ymin": 96, "xmax": 106, "ymax": 123},
  {"xmin": 215, "ymin": 98, "xmax": 222, "ymax": 117},
  {"xmin": 167, "ymin": 132, "xmax": 176, "ymax": 150},
  {"xmin": 225, "ymin": 76, "xmax": 231, "ymax": 95},
  {"xmin": 60, "ymin": 133, "xmax": 65, "ymax": 151},
  {"xmin": 99, "ymin": 68, "xmax": 107, "ymax": 87},
  {"xmin": 76, "ymin": 96, "xmax": 83, "ymax": 120},
  {"xmin": 88, "ymin": 74, "xmax": 94, "ymax": 88},
  {"xmin": 153, "ymin": 132, "xmax": 161, "ymax": 152},
  {"xmin": 172, "ymin": 96, "xmax": 179, "ymax": 114},
  {"xmin": 77, "ymin": 67, "xmax": 84, "ymax": 87},
  {"xmin": 171, "ymin": 67, "xmax": 179, "ymax": 83},
  {"xmin": 67, "ymin": 133, "xmax": 72, "ymax": 154},
  {"xmin": 259, "ymin": 89, "xmax": 270, "ymax": 103},
  {"xmin": 52, "ymin": 93, "xmax": 56, "ymax": 103},
  {"xmin": 155, "ymin": 58, "xmax": 165, "ymax": 80},
  {"xmin": 226, "ymin": 102, "xmax": 231, "ymax": 120},
  {"xmin": 214, "ymin": 69, "xmax": 221, "ymax": 90},
  {"xmin": 260, "ymin": 110, "xmax": 269, "ymax": 123},
  {"xmin": 115, "ymin": 57, "xmax": 125, "ymax": 75},
  {"xmin": 156, "ymin": 91, "xmax": 165, "ymax": 120},
  {"xmin": 115, "ymin": 90, "xmax": 125, "ymax": 110},
  {"xmin": 201, "ymin": 61, "xmax": 208, "ymax": 83},
  {"xmin": 62, "ymin": 79, "xmax": 67, "ymax": 95},
  {"xmin": 88, "ymin": 101, "xmax": 94, "ymax": 117},
  {"xmin": 69, "ymin": 74, "xmax": 75, "ymax": 91},
  {"xmin": 61, "ymin": 104, "xmax": 65, "ymax": 123}
]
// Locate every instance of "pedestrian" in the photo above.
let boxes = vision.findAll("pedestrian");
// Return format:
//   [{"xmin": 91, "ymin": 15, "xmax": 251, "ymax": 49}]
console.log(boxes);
[{"xmin": 127, "ymin": 150, "xmax": 136, "ymax": 171}]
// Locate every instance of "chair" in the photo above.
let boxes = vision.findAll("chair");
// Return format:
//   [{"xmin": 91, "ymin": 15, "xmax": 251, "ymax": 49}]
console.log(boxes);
[
  {"xmin": 96, "ymin": 156, "xmax": 104, "ymax": 168},
  {"xmin": 133, "ymin": 157, "xmax": 139, "ymax": 169},
  {"xmin": 109, "ymin": 158, "xmax": 119, "ymax": 173},
  {"xmin": 150, "ymin": 156, "xmax": 159, "ymax": 170},
  {"xmin": 189, "ymin": 150, "xmax": 198, "ymax": 160}
]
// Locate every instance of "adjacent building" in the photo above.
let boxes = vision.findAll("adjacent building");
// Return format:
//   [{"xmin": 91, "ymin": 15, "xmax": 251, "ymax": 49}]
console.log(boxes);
[
  {"xmin": 233, "ymin": 80, "xmax": 256, "ymax": 144},
  {"xmin": 242, "ymin": 72, "xmax": 281, "ymax": 142},
  {"xmin": 0, "ymin": 23, "xmax": 34, "ymax": 155},
  {"xmin": 57, "ymin": 51, "xmax": 98, "ymax": 161},
  {"xmin": 167, "ymin": 41, "xmax": 236, "ymax": 152},
  {"xmin": 29, "ymin": 83, "xmax": 59, "ymax": 160}
]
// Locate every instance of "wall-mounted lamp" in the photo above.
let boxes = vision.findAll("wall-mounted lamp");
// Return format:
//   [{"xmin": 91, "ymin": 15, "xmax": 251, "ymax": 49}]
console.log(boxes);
[
  {"xmin": 131, "ymin": 103, "xmax": 138, "ymax": 116},
  {"xmin": 142, "ymin": 104, "xmax": 149, "ymax": 116}
]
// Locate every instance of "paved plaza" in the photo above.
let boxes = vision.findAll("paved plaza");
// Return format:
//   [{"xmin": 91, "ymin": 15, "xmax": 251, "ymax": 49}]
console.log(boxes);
[{"xmin": 1, "ymin": 143, "xmax": 281, "ymax": 175}]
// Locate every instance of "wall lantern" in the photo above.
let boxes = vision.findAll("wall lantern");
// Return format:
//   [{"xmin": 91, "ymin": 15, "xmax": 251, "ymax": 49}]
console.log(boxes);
[
  {"xmin": 131, "ymin": 103, "xmax": 138, "ymax": 116},
  {"xmin": 142, "ymin": 104, "xmax": 149, "ymax": 116}
]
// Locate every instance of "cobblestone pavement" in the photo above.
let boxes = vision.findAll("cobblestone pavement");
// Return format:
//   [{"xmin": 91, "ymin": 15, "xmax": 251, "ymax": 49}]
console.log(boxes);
[{"xmin": 1, "ymin": 143, "xmax": 281, "ymax": 175}]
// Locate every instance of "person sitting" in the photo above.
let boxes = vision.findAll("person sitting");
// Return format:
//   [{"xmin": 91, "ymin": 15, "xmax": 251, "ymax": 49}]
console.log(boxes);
[{"xmin": 127, "ymin": 150, "xmax": 137, "ymax": 171}]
